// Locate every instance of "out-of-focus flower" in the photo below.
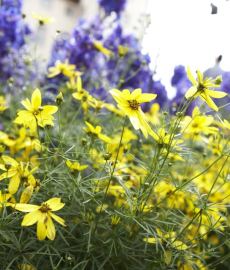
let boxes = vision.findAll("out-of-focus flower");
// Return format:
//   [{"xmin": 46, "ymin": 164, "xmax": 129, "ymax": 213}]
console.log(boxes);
[
  {"xmin": 98, "ymin": 0, "xmax": 127, "ymax": 16},
  {"xmin": 32, "ymin": 13, "xmax": 55, "ymax": 25},
  {"xmin": 14, "ymin": 88, "xmax": 58, "ymax": 131}
]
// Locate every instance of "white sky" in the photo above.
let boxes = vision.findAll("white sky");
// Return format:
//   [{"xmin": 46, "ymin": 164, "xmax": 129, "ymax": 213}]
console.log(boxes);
[{"xmin": 142, "ymin": 0, "xmax": 230, "ymax": 98}]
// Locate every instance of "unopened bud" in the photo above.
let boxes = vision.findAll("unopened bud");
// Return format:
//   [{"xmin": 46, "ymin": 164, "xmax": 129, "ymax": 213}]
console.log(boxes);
[
  {"xmin": 5, "ymin": 162, "xmax": 11, "ymax": 170},
  {"xmin": 22, "ymin": 14, "xmax": 26, "ymax": 19},
  {"xmin": 38, "ymin": 106, "xmax": 44, "ymax": 111},
  {"xmin": 103, "ymin": 153, "xmax": 111, "ymax": 161},
  {"xmin": 215, "ymin": 75, "xmax": 222, "ymax": 85},
  {"xmin": 8, "ymin": 77, "xmax": 14, "ymax": 84},
  {"xmin": 55, "ymin": 92, "xmax": 64, "ymax": 106},
  {"xmin": 82, "ymin": 138, "xmax": 87, "ymax": 146},
  {"xmin": 176, "ymin": 112, "xmax": 183, "ymax": 118},
  {"xmin": 82, "ymin": 92, "xmax": 88, "ymax": 102},
  {"xmin": 45, "ymin": 124, "xmax": 52, "ymax": 130}
]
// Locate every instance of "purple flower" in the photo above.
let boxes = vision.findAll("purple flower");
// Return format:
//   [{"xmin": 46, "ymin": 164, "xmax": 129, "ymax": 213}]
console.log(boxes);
[
  {"xmin": 171, "ymin": 65, "xmax": 186, "ymax": 86},
  {"xmin": 98, "ymin": 0, "xmax": 127, "ymax": 16}
]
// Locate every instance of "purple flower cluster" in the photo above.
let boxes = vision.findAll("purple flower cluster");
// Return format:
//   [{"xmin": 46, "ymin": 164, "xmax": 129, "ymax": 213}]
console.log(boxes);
[
  {"xmin": 0, "ymin": 0, "xmax": 33, "ymax": 89},
  {"xmin": 98, "ymin": 0, "xmax": 127, "ymax": 16}
]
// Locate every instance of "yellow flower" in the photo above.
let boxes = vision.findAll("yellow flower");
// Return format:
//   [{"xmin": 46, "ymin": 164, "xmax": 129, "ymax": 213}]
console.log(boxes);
[
  {"xmin": 181, "ymin": 106, "xmax": 218, "ymax": 140},
  {"xmin": 0, "ymin": 156, "xmax": 38, "ymax": 194},
  {"xmin": 118, "ymin": 45, "xmax": 129, "ymax": 56},
  {"xmin": 111, "ymin": 214, "xmax": 121, "ymax": 225},
  {"xmin": 66, "ymin": 160, "xmax": 88, "ymax": 173},
  {"xmin": 0, "ymin": 190, "xmax": 11, "ymax": 212},
  {"xmin": 110, "ymin": 88, "xmax": 157, "ymax": 138},
  {"xmin": 185, "ymin": 66, "xmax": 227, "ymax": 111},
  {"xmin": 14, "ymin": 88, "xmax": 58, "ymax": 131},
  {"xmin": 32, "ymin": 12, "xmax": 55, "ymax": 24},
  {"xmin": 93, "ymin": 41, "xmax": 113, "ymax": 58},
  {"xmin": 11, "ymin": 198, "xmax": 66, "ymax": 241},
  {"xmin": 47, "ymin": 59, "xmax": 76, "ymax": 78},
  {"xmin": 66, "ymin": 71, "xmax": 83, "ymax": 91},
  {"xmin": 83, "ymin": 121, "xmax": 112, "ymax": 144},
  {"xmin": 143, "ymin": 229, "xmax": 188, "ymax": 250},
  {"xmin": 72, "ymin": 76, "xmax": 94, "ymax": 114},
  {"xmin": 155, "ymin": 128, "xmax": 183, "ymax": 148},
  {"xmin": 0, "ymin": 96, "xmax": 8, "ymax": 113}
]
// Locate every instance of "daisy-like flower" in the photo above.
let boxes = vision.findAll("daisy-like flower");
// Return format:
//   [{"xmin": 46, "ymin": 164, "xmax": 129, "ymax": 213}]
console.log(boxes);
[
  {"xmin": 83, "ymin": 122, "xmax": 112, "ymax": 144},
  {"xmin": 12, "ymin": 198, "xmax": 66, "ymax": 241},
  {"xmin": 110, "ymin": 88, "xmax": 157, "ymax": 138},
  {"xmin": 0, "ymin": 156, "xmax": 38, "ymax": 194},
  {"xmin": 14, "ymin": 88, "xmax": 58, "ymax": 131},
  {"xmin": 181, "ymin": 106, "xmax": 218, "ymax": 140},
  {"xmin": 66, "ymin": 160, "xmax": 88, "ymax": 173},
  {"xmin": 185, "ymin": 66, "xmax": 227, "ymax": 111},
  {"xmin": 32, "ymin": 13, "xmax": 55, "ymax": 25},
  {"xmin": 47, "ymin": 59, "xmax": 76, "ymax": 78}
]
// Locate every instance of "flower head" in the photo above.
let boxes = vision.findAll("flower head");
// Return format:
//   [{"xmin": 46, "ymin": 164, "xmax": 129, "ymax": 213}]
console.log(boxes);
[
  {"xmin": 185, "ymin": 66, "xmax": 227, "ymax": 111},
  {"xmin": 110, "ymin": 88, "xmax": 157, "ymax": 138},
  {"xmin": 48, "ymin": 59, "xmax": 76, "ymax": 78},
  {"xmin": 11, "ymin": 198, "xmax": 66, "ymax": 241},
  {"xmin": 83, "ymin": 121, "xmax": 112, "ymax": 144},
  {"xmin": 32, "ymin": 13, "xmax": 55, "ymax": 25},
  {"xmin": 14, "ymin": 88, "xmax": 58, "ymax": 131}
]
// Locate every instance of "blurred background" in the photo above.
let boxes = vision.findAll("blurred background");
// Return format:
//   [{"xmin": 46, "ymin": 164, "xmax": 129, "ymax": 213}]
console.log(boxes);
[{"xmin": 21, "ymin": 0, "xmax": 230, "ymax": 98}]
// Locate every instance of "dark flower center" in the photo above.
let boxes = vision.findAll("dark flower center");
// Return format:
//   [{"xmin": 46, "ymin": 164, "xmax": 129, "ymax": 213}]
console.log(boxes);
[
  {"xmin": 40, "ymin": 203, "xmax": 52, "ymax": 213},
  {"xmin": 128, "ymin": 100, "xmax": 140, "ymax": 110}
]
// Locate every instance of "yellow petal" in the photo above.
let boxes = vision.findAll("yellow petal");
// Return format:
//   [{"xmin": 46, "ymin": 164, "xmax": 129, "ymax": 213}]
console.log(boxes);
[
  {"xmin": 185, "ymin": 86, "xmax": 197, "ymax": 99},
  {"xmin": 163, "ymin": 250, "xmax": 172, "ymax": 265},
  {"xmin": 11, "ymin": 203, "xmax": 40, "ymax": 212},
  {"xmin": 43, "ymin": 105, "xmax": 58, "ymax": 114},
  {"xmin": 224, "ymin": 119, "xmax": 230, "ymax": 130},
  {"xmin": 8, "ymin": 174, "xmax": 20, "ymax": 194},
  {"xmin": 37, "ymin": 212, "xmax": 47, "ymax": 241},
  {"xmin": 122, "ymin": 89, "xmax": 131, "ymax": 100},
  {"xmin": 48, "ymin": 211, "xmax": 67, "ymax": 226},
  {"xmin": 136, "ymin": 93, "xmax": 157, "ymax": 103},
  {"xmin": 45, "ymin": 198, "xmax": 65, "ymax": 211},
  {"xmin": 85, "ymin": 121, "xmax": 95, "ymax": 132},
  {"xmin": 31, "ymin": 88, "xmax": 41, "ymax": 109},
  {"xmin": 22, "ymin": 210, "xmax": 40, "ymax": 226},
  {"xmin": 98, "ymin": 134, "xmax": 113, "ymax": 144},
  {"xmin": 20, "ymin": 186, "xmax": 34, "ymax": 204},
  {"xmin": 196, "ymin": 70, "xmax": 203, "ymax": 83},
  {"xmin": 46, "ymin": 214, "xmax": 56, "ymax": 240},
  {"xmin": 130, "ymin": 88, "xmax": 142, "ymax": 99},
  {"xmin": 187, "ymin": 66, "xmax": 197, "ymax": 86},
  {"xmin": 203, "ymin": 91, "xmax": 218, "ymax": 111},
  {"xmin": 205, "ymin": 90, "xmax": 227, "ymax": 98},
  {"xmin": 143, "ymin": 237, "xmax": 157, "ymax": 244}
]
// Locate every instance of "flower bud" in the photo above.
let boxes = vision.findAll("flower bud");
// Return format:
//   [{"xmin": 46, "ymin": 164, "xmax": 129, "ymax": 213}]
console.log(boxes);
[
  {"xmin": 82, "ymin": 138, "xmax": 87, "ymax": 146},
  {"xmin": 5, "ymin": 162, "xmax": 11, "ymax": 170},
  {"xmin": 215, "ymin": 75, "xmax": 222, "ymax": 85},
  {"xmin": 55, "ymin": 92, "xmax": 64, "ymax": 106},
  {"xmin": 103, "ymin": 153, "xmax": 112, "ymax": 161},
  {"xmin": 38, "ymin": 106, "xmax": 44, "ymax": 111}
]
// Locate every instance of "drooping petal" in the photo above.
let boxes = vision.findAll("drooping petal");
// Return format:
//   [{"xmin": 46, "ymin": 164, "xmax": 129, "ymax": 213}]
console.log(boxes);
[
  {"xmin": 49, "ymin": 211, "xmax": 67, "ymax": 226},
  {"xmin": 22, "ymin": 210, "xmax": 40, "ymax": 226},
  {"xmin": 187, "ymin": 66, "xmax": 197, "ymax": 86},
  {"xmin": 8, "ymin": 174, "xmax": 21, "ymax": 194},
  {"xmin": 46, "ymin": 215, "xmax": 56, "ymax": 240},
  {"xmin": 20, "ymin": 185, "xmax": 34, "ymax": 204},
  {"xmin": 0, "ymin": 171, "xmax": 17, "ymax": 181},
  {"xmin": 98, "ymin": 134, "xmax": 113, "ymax": 144},
  {"xmin": 37, "ymin": 212, "xmax": 47, "ymax": 241},
  {"xmin": 31, "ymin": 88, "xmax": 42, "ymax": 109},
  {"xmin": 203, "ymin": 91, "xmax": 219, "ymax": 111},
  {"xmin": 185, "ymin": 86, "xmax": 198, "ymax": 99}
]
